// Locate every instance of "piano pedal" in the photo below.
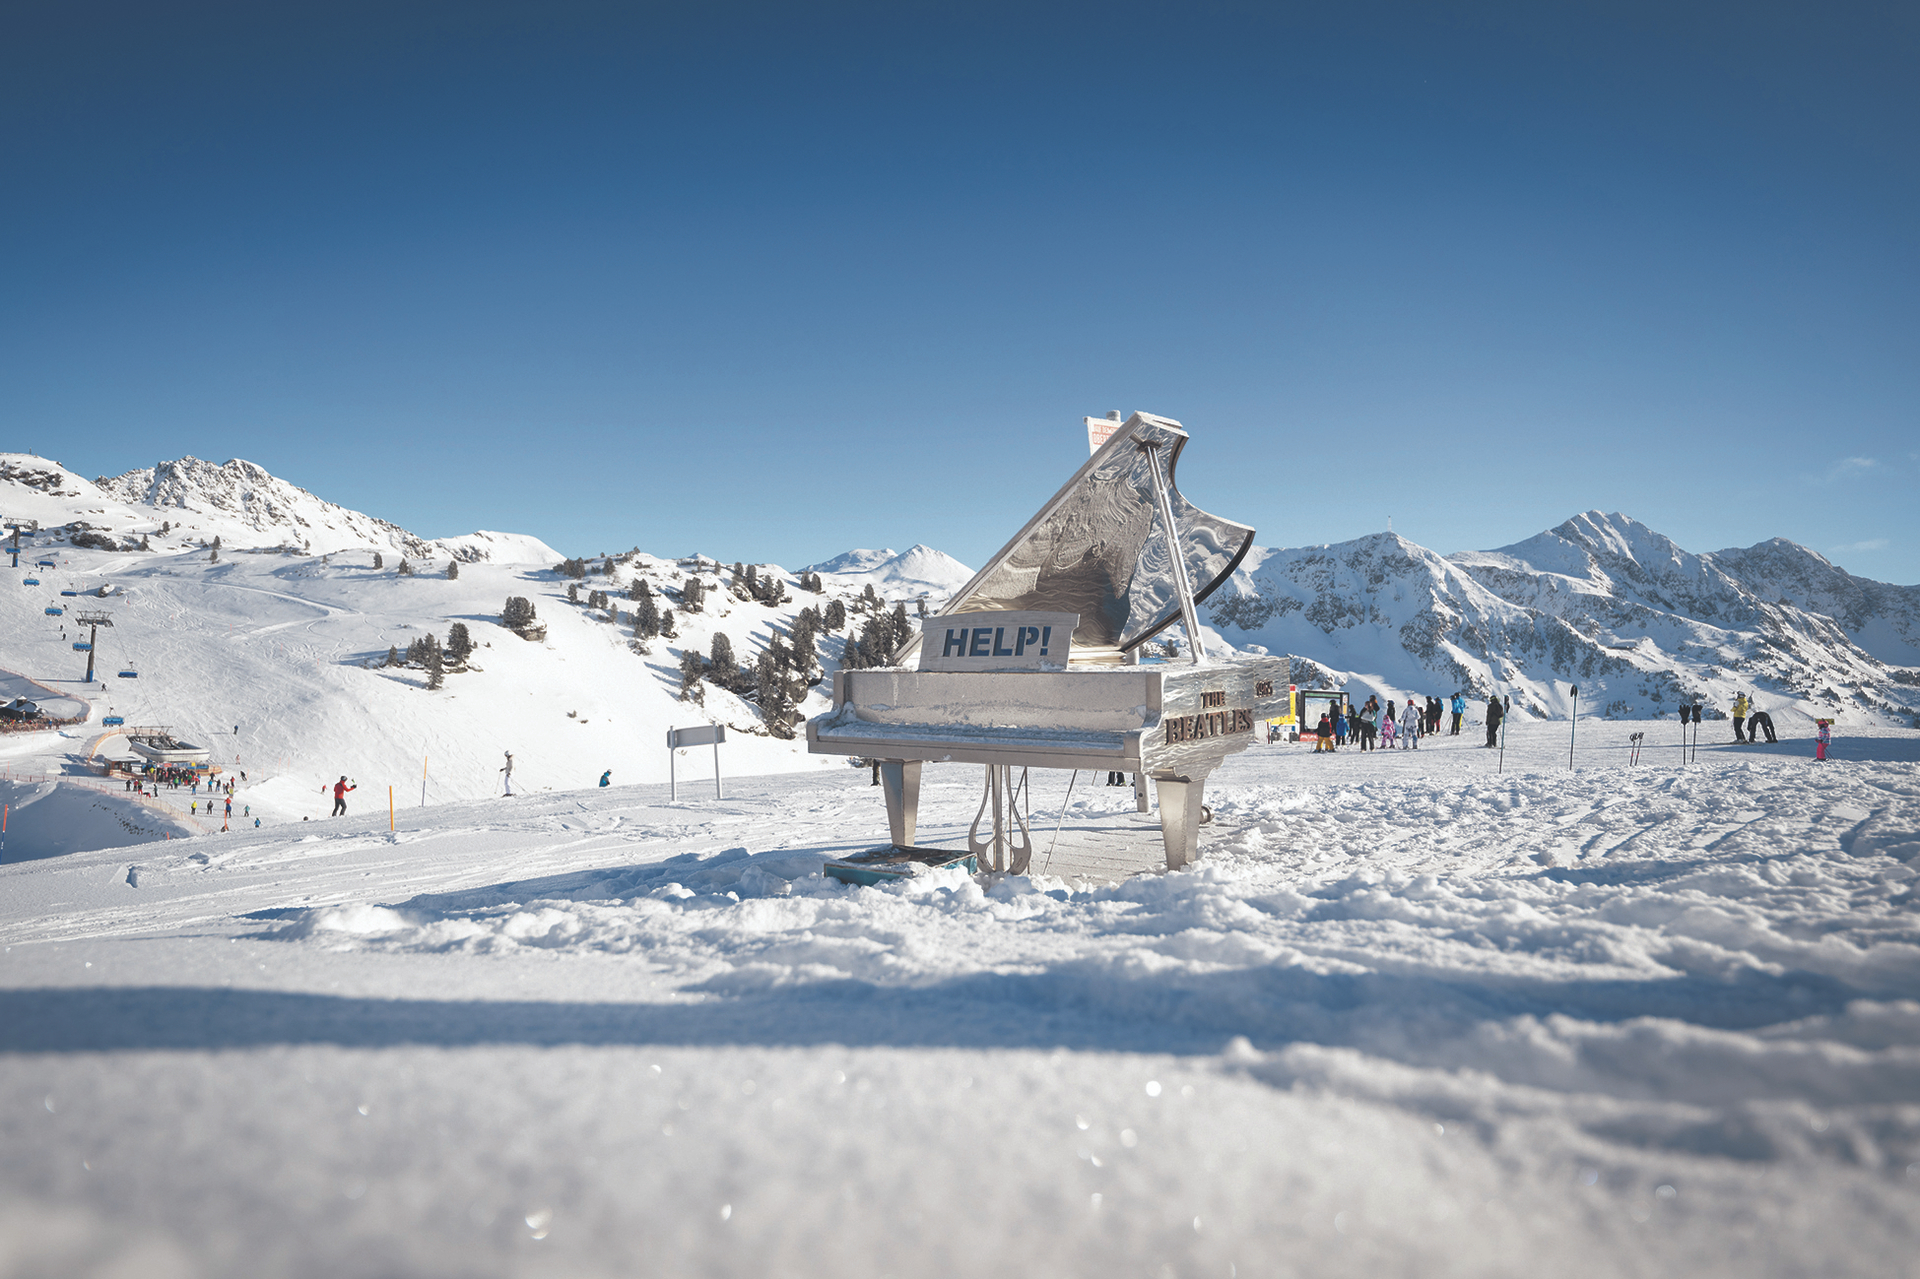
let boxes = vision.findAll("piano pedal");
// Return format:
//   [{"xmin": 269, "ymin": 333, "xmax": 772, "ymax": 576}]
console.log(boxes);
[{"xmin": 825, "ymin": 844, "xmax": 979, "ymax": 886}]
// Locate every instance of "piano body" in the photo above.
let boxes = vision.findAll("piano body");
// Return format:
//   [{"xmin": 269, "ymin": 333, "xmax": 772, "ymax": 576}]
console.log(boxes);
[{"xmin": 807, "ymin": 412, "xmax": 1290, "ymax": 873}]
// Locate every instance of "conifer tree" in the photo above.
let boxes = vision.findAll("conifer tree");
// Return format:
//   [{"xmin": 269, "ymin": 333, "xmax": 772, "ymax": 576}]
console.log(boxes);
[
  {"xmin": 633, "ymin": 587, "xmax": 659, "ymax": 638},
  {"xmin": 626, "ymin": 577, "xmax": 645, "ymax": 602},
  {"xmin": 659, "ymin": 608, "xmax": 676, "ymax": 638},
  {"xmin": 212, "ymin": 535, "xmax": 222, "ymax": 550},
  {"xmin": 426, "ymin": 646, "xmax": 445, "ymax": 690},
  {"xmin": 447, "ymin": 622, "xmax": 473, "ymax": 663},
  {"xmin": 682, "ymin": 578, "xmax": 705, "ymax": 613},
  {"xmin": 209, "ymin": 549, "xmax": 219, "ymax": 563},
  {"xmin": 825, "ymin": 598, "xmax": 846, "ymax": 631},
  {"xmin": 916, "ymin": 597, "xmax": 928, "ymax": 617},
  {"xmin": 891, "ymin": 602, "xmax": 911, "ymax": 650},
  {"xmin": 373, "ymin": 552, "xmax": 384, "ymax": 569},
  {"xmin": 862, "ymin": 583, "xmax": 879, "ymax": 610},
  {"xmin": 678, "ymin": 648, "xmax": 705, "ymax": 702},
  {"xmin": 139, "ymin": 535, "xmax": 151, "ymax": 551},
  {"xmin": 568, "ymin": 583, "xmax": 580, "ymax": 604},
  {"xmin": 841, "ymin": 635, "xmax": 861, "ymax": 670},
  {"xmin": 709, "ymin": 632, "xmax": 736, "ymax": 683},
  {"xmin": 384, "ymin": 645, "xmax": 400, "ymax": 667},
  {"xmin": 397, "ymin": 558, "xmax": 413, "ymax": 576},
  {"xmin": 446, "ymin": 560, "xmax": 459, "ymax": 580}
]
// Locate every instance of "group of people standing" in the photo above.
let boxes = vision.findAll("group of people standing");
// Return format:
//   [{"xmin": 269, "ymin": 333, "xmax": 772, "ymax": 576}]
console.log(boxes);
[
  {"xmin": 1309, "ymin": 691, "xmax": 1515, "ymax": 752},
  {"xmin": 1311, "ymin": 692, "xmax": 1473, "ymax": 753}
]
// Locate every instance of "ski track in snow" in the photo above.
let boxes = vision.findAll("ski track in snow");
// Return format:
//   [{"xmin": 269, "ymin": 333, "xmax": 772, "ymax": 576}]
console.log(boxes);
[{"xmin": 3, "ymin": 724, "xmax": 1919, "ymax": 1276}]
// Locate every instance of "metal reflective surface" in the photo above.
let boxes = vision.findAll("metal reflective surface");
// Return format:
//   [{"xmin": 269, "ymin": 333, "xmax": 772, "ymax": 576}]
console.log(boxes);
[{"xmin": 911, "ymin": 413, "xmax": 1253, "ymax": 658}]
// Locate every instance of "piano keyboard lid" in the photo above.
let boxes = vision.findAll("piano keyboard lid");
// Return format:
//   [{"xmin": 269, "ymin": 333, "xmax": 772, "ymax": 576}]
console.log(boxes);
[{"xmin": 899, "ymin": 412, "xmax": 1254, "ymax": 664}]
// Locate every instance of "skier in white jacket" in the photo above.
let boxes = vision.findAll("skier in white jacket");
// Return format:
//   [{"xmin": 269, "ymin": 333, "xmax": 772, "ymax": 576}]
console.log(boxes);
[{"xmin": 1399, "ymin": 700, "xmax": 1420, "ymax": 749}]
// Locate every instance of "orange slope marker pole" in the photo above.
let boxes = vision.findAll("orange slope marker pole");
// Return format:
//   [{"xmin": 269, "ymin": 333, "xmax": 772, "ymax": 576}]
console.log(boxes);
[{"xmin": 389, "ymin": 786, "xmax": 395, "ymax": 831}]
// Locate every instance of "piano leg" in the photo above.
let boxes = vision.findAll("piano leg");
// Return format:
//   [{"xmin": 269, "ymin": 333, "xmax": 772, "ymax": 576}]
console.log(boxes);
[
  {"xmin": 1153, "ymin": 772, "xmax": 1211, "ymax": 870},
  {"xmin": 879, "ymin": 760, "xmax": 921, "ymax": 848},
  {"xmin": 1132, "ymin": 771, "xmax": 1150, "ymax": 814}
]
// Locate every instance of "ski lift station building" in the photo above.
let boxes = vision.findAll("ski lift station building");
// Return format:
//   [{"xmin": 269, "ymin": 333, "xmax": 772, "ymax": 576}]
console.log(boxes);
[{"xmin": 127, "ymin": 731, "xmax": 212, "ymax": 768}]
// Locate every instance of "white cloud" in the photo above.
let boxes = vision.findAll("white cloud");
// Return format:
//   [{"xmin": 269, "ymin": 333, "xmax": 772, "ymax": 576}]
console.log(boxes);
[
  {"xmin": 1830, "ymin": 538, "xmax": 1889, "ymax": 553},
  {"xmin": 1824, "ymin": 456, "xmax": 1879, "ymax": 482}
]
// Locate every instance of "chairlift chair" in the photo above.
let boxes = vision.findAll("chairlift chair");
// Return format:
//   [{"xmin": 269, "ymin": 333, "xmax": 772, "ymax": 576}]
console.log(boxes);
[
  {"xmin": 22, "ymin": 578, "xmax": 40, "ymax": 586},
  {"xmin": 60, "ymin": 589, "xmax": 78, "ymax": 596},
  {"xmin": 34, "ymin": 560, "xmax": 53, "ymax": 568},
  {"xmin": 73, "ymin": 641, "xmax": 91, "ymax": 651},
  {"xmin": 44, "ymin": 605, "xmax": 62, "ymax": 616},
  {"xmin": 117, "ymin": 665, "xmax": 139, "ymax": 679},
  {"xmin": 102, "ymin": 715, "xmax": 125, "ymax": 727}
]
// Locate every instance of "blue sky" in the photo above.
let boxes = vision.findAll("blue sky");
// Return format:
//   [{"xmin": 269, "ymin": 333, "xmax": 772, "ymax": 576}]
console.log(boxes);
[{"xmin": 4, "ymin": 2, "xmax": 1916, "ymax": 581}]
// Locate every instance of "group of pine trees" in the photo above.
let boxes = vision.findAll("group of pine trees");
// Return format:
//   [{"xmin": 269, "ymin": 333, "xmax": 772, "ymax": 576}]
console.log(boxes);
[
  {"xmin": 796, "ymin": 570, "xmax": 825, "ymax": 593},
  {"xmin": 627, "ymin": 579, "xmax": 671, "ymax": 645},
  {"xmin": 675, "ymin": 623, "xmax": 816, "ymax": 739},
  {"xmin": 839, "ymin": 601, "xmax": 915, "ymax": 671},
  {"xmin": 728, "ymin": 562, "xmax": 788, "ymax": 607},
  {"xmin": 382, "ymin": 622, "xmax": 473, "ymax": 691},
  {"xmin": 500, "ymin": 596, "xmax": 541, "ymax": 639}
]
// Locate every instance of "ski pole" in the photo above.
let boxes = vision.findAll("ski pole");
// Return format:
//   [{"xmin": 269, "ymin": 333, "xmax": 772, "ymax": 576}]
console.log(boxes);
[{"xmin": 1568, "ymin": 685, "xmax": 1579, "ymax": 770}]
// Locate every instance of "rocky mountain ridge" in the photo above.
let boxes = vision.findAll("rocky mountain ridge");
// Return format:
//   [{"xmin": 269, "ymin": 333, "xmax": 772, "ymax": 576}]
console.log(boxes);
[
  {"xmin": 1, "ymin": 453, "xmax": 557, "ymax": 564},
  {"xmin": 1207, "ymin": 512, "xmax": 1917, "ymax": 727}
]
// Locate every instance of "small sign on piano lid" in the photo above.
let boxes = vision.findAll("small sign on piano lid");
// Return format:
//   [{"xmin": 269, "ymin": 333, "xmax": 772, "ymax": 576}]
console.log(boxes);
[{"xmin": 917, "ymin": 610, "xmax": 1079, "ymax": 673}]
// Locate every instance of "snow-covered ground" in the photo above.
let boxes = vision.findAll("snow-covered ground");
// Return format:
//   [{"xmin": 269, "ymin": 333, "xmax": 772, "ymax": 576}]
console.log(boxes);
[{"xmin": 4, "ymin": 720, "xmax": 1917, "ymax": 1277}]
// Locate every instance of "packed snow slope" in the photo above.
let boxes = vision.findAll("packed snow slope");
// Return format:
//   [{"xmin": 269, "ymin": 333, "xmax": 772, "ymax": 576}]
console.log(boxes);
[
  {"xmin": 1209, "ymin": 512, "xmax": 1920, "ymax": 730},
  {"xmin": 2, "ymin": 453, "xmax": 976, "ymax": 849},
  {"xmin": 2, "ymin": 722, "xmax": 1917, "ymax": 1277}
]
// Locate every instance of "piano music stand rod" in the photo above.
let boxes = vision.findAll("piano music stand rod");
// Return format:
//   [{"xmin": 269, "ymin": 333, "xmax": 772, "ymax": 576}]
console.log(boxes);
[{"xmin": 1141, "ymin": 441, "xmax": 1208, "ymax": 664}]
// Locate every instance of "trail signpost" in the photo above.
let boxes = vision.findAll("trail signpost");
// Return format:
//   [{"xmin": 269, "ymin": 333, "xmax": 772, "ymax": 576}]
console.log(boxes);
[{"xmin": 667, "ymin": 724, "xmax": 726, "ymax": 801}]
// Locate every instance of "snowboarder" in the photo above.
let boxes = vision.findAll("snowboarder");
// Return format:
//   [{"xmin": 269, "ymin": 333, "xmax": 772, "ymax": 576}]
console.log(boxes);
[
  {"xmin": 599, "ymin": 770, "xmax": 612, "ymax": 788},
  {"xmin": 332, "ymin": 776, "xmax": 355, "ymax": 816},
  {"xmin": 1485, "ymin": 695, "xmax": 1504, "ymax": 747},
  {"xmin": 1749, "ymin": 708, "xmax": 1777, "ymax": 743},
  {"xmin": 1732, "ymin": 692, "xmax": 1749, "ymax": 743},
  {"xmin": 1450, "ymin": 692, "xmax": 1466, "ymax": 736},
  {"xmin": 1815, "ymin": 719, "xmax": 1832, "ymax": 761}
]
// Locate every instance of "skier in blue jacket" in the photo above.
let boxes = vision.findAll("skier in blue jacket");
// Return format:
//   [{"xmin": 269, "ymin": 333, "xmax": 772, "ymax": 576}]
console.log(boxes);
[{"xmin": 1450, "ymin": 693, "xmax": 1466, "ymax": 736}]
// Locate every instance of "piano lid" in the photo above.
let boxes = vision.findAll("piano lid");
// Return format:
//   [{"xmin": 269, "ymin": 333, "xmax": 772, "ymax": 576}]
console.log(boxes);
[{"xmin": 903, "ymin": 412, "xmax": 1254, "ymax": 662}]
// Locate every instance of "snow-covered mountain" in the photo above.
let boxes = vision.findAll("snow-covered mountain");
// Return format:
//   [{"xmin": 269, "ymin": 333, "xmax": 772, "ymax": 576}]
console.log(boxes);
[
  {"xmin": 1206, "ymin": 511, "xmax": 1919, "ymax": 727},
  {"xmin": 803, "ymin": 544, "xmax": 974, "ymax": 603},
  {"xmin": 2, "ymin": 453, "xmax": 558, "ymax": 564}
]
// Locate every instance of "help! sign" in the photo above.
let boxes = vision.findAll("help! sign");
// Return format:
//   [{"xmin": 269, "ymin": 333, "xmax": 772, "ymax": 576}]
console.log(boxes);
[{"xmin": 917, "ymin": 611, "xmax": 1078, "ymax": 672}]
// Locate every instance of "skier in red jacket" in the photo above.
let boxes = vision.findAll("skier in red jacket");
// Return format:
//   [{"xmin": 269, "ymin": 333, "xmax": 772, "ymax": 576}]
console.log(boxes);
[{"xmin": 332, "ymin": 776, "xmax": 355, "ymax": 816}]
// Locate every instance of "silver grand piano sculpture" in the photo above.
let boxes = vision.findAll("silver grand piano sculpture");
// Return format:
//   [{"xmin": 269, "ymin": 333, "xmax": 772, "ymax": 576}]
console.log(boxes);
[{"xmin": 808, "ymin": 412, "xmax": 1290, "ymax": 877}]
